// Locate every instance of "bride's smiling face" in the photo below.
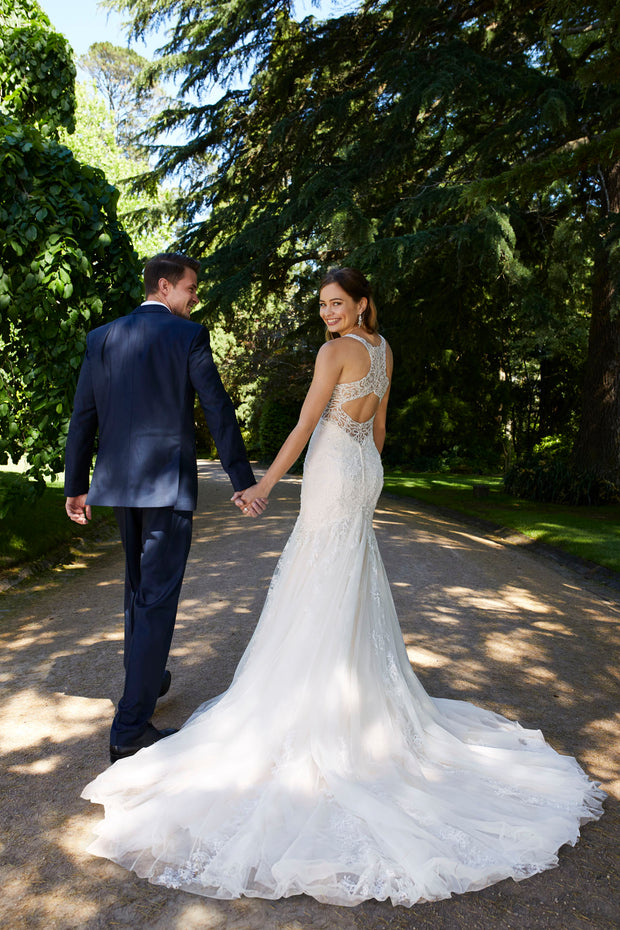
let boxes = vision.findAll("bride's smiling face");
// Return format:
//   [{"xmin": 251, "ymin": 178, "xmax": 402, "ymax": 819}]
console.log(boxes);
[{"xmin": 319, "ymin": 283, "xmax": 366, "ymax": 336}]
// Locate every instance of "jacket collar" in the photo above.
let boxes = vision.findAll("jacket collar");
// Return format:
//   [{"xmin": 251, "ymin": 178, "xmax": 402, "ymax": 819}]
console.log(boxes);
[{"xmin": 132, "ymin": 301, "xmax": 172, "ymax": 315}]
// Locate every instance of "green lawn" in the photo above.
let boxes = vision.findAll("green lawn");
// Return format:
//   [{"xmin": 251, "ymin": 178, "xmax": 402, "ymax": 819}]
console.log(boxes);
[
  {"xmin": 383, "ymin": 471, "xmax": 620, "ymax": 574},
  {"xmin": 0, "ymin": 471, "xmax": 115, "ymax": 572}
]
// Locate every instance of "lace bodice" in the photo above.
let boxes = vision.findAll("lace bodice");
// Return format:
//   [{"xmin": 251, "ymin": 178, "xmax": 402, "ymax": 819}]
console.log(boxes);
[{"xmin": 320, "ymin": 334, "xmax": 389, "ymax": 443}]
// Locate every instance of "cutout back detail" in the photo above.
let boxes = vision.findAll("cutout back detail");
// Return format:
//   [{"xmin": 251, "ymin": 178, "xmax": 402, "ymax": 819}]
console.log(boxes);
[{"xmin": 320, "ymin": 335, "xmax": 389, "ymax": 443}]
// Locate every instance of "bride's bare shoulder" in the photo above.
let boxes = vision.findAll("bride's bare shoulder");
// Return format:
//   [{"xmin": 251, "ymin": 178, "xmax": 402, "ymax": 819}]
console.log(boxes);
[
  {"xmin": 319, "ymin": 336, "xmax": 367, "ymax": 355},
  {"xmin": 315, "ymin": 338, "xmax": 346, "ymax": 368},
  {"xmin": 314, "ymin": 338, "xmax": 356, "ymax": 382},
  {"xmin": 316, "ymin": 338, "xmax": 352, "ymax": 360}
]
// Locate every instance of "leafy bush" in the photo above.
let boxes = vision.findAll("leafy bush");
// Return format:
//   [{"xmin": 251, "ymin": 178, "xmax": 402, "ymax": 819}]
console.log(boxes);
[
  {"xmin": 504, "ymin": 436, "xmax": 620, "ymax": 505},
  {"xmin": 0, "ymin": 2, "xmax": 142, "ymax": 489},
  {"xmin": 194, "ymin": 401, "xmax": 217, "ymax": 458},
  {"xmin": 0, "ymin": 121, "xmax": 142, "ymax": 481},
  {"xmin": 383, "ymin": 388, "xmax": 503, "ymax": 472},
  {"xmin": 0, "ymin": 0, "xmax": 76, "ymax": 135},
  {"xmin": 258, "ymin": 398, "xmax": 299, "ymax": 464},
  {"xmin": 0, "ymin": 469, "xmax": 43, "ymax": 519}
]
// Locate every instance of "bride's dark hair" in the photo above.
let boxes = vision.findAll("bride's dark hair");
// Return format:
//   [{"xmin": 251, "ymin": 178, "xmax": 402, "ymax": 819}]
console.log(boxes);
[{"xmin": 320, "ymin": 267, "xmax": 378, "ymax": 339}]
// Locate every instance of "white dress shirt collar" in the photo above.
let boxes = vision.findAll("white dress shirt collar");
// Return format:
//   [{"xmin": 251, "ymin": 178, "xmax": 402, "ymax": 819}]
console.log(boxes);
[{"xmin": 141, "ymin": 300, "xmax": 172, "ymax": 313}]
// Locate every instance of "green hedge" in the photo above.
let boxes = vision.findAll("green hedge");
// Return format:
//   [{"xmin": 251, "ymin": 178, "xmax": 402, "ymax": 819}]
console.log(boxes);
[{"xmin": 504, "ymin": 438, "xmax": 620, "ymax": 505}]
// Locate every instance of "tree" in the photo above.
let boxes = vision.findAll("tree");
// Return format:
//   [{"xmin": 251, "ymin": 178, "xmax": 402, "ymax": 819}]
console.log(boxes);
[
  {"xmin": 112, "ymin": 0, "xmax": 620, "ymax": 480},
  {"xmin": 0, "ymin": 0, "xmax": 142, "ymax": 502},
  {"xmin": 60, "ymin": 81, "xmax": 179, "ymax": 259},
  {"xmin": 78, "ymin": 41, "xmax": 166, "ymax": 155}
]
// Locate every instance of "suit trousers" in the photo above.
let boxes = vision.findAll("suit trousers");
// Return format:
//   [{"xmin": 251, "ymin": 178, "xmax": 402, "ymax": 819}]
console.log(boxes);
[{"xmin": 111, "ymin": 506, "xmax": 193, "ymax": 746}]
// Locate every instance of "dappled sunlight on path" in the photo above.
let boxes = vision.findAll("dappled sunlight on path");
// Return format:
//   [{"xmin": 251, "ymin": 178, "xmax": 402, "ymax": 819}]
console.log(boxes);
[{"xmin": 0, "ymin": 464, "xmax": 617, "ymax": 929}]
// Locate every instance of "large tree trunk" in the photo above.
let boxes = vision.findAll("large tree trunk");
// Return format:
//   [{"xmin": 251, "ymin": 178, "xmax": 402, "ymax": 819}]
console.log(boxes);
[{"xmin": 572, "ymin": 162, "xmax": 620, "ymax": 485}]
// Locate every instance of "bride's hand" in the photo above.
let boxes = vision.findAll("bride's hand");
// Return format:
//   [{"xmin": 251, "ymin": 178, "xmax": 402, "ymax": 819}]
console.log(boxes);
[{"xmin": 232, "ymin": 484, "xmax": 269, "ymax": 517}]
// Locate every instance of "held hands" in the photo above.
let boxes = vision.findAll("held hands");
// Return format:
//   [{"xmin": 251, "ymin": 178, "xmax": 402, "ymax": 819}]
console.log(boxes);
[
  {"xmin": 231, "ymin": 483, "xmax": 269, "ymax": 518},
  {"xmin": 65, "ymin": 494, "xmax": 92, "ymax": 525}
]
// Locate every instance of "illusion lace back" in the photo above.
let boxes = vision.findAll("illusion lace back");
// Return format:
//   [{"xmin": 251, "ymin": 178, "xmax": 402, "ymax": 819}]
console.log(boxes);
[
  {"xmin": 82, "ymin": 333, "xmax": 604, "ymax": 907},
  {"xmin": 320, "ymin": 333, "xmax": 390, "ymax": 443}
]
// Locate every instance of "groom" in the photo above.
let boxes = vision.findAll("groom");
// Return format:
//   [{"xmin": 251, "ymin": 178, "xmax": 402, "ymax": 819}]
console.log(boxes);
[{"xmin": 64, "ymin": 252, "xmax": 264, "ymax": 763}]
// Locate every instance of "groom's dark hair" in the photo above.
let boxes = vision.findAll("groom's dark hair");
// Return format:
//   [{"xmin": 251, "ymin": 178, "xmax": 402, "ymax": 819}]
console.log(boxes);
[{"xmin": 144, "ymin": 252, "xmax": 201, "ymax": 295}]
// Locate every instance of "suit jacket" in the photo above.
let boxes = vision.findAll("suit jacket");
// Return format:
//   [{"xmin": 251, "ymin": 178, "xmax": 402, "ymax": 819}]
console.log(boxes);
[{"xmin": 64, "ymin": 304, "xmax": 255, "ymax": 509}]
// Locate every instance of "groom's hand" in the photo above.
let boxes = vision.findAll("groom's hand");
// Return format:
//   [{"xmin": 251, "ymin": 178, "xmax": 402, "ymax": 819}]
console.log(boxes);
[{"xmin": 65, "ymin": 494, "xmax": 92, "ymax": 525}]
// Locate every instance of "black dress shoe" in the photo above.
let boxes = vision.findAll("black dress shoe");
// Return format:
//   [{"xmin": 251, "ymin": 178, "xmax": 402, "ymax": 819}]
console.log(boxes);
[
  {"xmin": 159, "ymin": 669, "xmax": 172, "ymax": 698},
  {"xmin": 110, "ymin": 723, "xmax": 178, "ymax": 764}
]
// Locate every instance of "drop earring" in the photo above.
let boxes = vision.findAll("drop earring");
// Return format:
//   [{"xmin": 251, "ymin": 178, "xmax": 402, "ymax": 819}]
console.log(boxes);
[{"xmin": 357, "ymin": 312, "xmax": 363, "ymax": 327}]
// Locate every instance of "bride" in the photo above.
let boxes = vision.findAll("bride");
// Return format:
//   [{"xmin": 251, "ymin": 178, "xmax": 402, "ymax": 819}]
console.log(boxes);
[{"xmin": 82, "ymin": 267, "xmax": 604, "ymax": 907}]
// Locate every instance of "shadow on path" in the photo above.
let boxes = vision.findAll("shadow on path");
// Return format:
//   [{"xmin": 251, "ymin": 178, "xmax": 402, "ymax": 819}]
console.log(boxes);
[{"xmin": 0, "ymin": 463, "xmax": 617, "ymax": 930}]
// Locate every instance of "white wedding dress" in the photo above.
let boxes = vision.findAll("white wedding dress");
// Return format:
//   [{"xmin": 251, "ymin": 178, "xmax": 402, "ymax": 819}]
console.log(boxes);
[{"xmin": 83, "ymin": 333, "xmax": 604, "ymax": 907}]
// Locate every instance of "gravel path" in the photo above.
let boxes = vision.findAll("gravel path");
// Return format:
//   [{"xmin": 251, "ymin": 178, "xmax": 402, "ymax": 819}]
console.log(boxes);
[{"xmin": 0, "ymin": 462, "xmax": 618, "ymax": 930}]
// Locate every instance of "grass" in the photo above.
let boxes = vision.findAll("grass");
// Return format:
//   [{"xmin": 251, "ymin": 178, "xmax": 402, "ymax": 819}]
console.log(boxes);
[
  {"xmin": 383, "ymin": 471, "xmax": 620, "ymax": 574},
  {"xmin": 0, "ymin": 471, "xmax": 115, "ymax": 572}
]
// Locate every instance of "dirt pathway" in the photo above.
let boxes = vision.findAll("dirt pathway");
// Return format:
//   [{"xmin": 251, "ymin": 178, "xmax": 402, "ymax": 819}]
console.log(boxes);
[{"xmin": 0, "ymin": 463, "xmax": 618, "ymax": 930}]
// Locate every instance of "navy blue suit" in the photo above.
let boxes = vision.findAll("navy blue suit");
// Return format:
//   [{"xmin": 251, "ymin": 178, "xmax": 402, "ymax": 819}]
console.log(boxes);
[{"xmin": 65, "ymin": 304, "xmax": 255, "ymax": 746}]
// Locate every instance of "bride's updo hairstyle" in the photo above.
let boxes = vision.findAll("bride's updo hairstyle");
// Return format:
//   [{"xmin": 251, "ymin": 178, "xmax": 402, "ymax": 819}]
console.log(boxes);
[{"xmin": 320, "ymin": 267, "xmax": 378, "ymax": 339}]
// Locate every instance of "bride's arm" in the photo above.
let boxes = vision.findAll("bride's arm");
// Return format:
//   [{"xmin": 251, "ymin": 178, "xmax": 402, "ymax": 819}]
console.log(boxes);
[
  {"xmin": 237, "ymin": 343, "xmax": 344, "ymax": 506},
  {"xmin": 373, "ymin": 340, "xmax": 393, "ymax": 454},
  {"xmin": 373, "ymin": 385, "xmax": 391, "ymax": 454}
]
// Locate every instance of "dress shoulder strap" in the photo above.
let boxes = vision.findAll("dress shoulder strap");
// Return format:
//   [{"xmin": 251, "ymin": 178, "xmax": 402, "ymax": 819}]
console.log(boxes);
[{"xmin": 342, "ymin": 333, "xmax": 383, "ymax": 351}]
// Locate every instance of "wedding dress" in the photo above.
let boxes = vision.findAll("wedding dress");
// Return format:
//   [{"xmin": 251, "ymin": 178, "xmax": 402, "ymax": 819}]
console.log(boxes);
[{"xmin": 83, "ymin": 333, "xmax": 604, "ymax": 907}]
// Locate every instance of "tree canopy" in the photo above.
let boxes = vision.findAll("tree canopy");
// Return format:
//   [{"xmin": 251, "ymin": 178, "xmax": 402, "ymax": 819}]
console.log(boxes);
[
  {"xmin": 112, "ymin": 0, "xmax": 620, "ymax": 482},
  {"xmin": 78, "ymin": 41, "xmax": 167, "ymax": 155},
  {"xmin": 60, "ymin": 79, "xmax": 180, "ymax": 259}
]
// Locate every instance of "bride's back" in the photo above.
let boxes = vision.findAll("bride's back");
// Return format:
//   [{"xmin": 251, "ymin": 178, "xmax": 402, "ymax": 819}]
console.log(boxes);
[{"xmin": 332, "ymin": 333, "xmax": 388, "ymax": 424}]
